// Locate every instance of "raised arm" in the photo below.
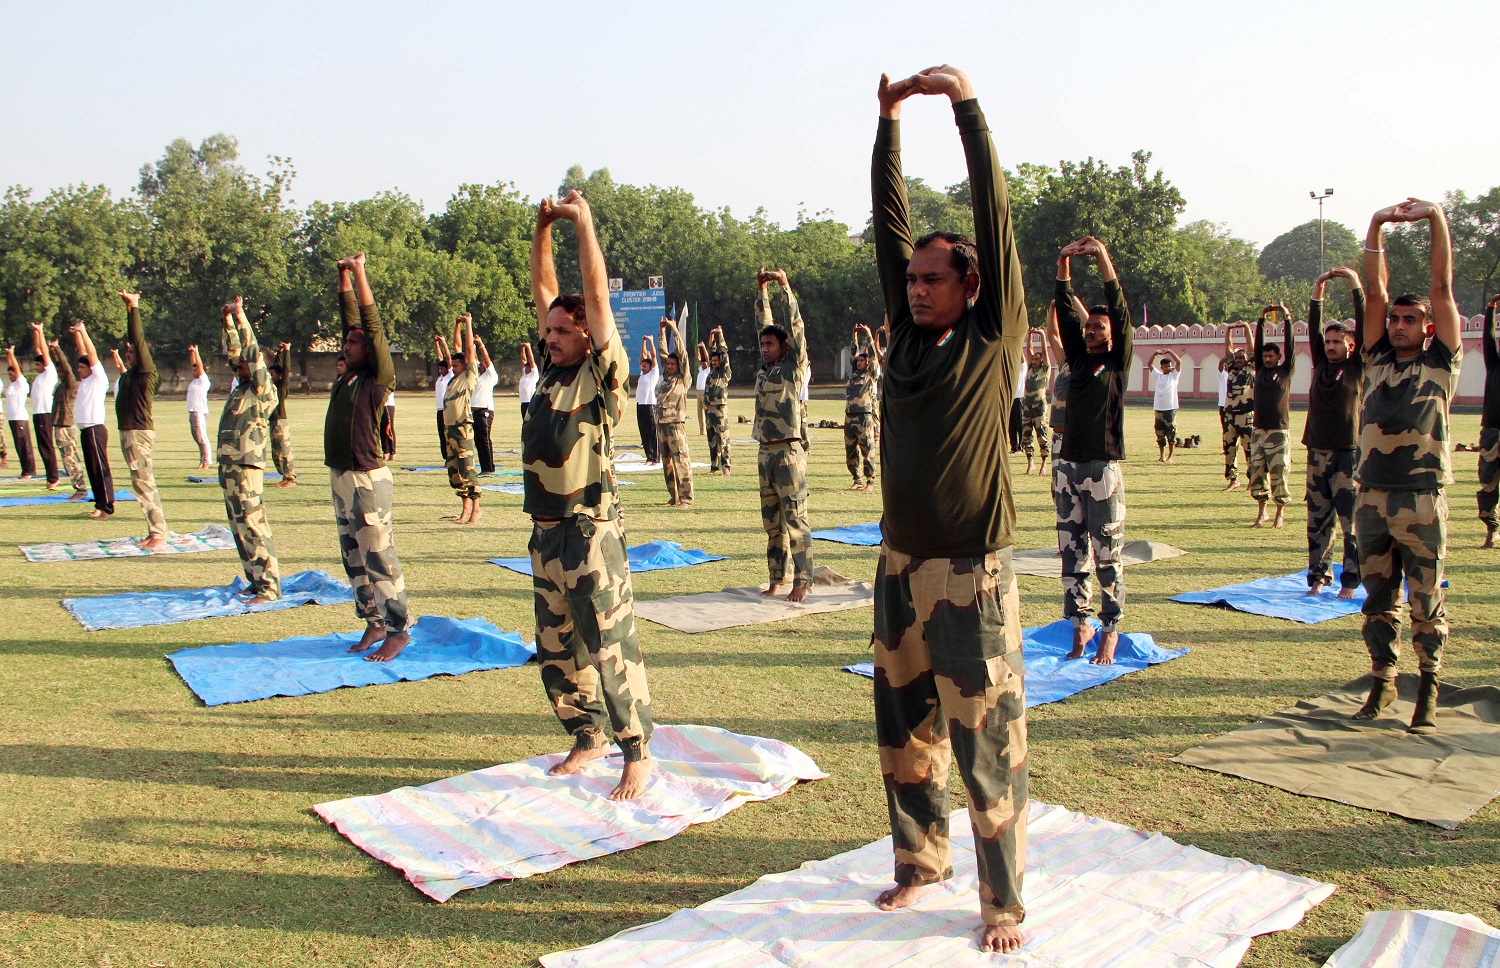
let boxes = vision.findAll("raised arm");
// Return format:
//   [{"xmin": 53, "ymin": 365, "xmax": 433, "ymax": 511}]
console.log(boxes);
[
  {"xmin": 275, "ymin": 341, "xmax": 291, "ymax": 393},
  {"xmin": 640, "ymin": 335, "xmax": 656, "ymax": 365},
  {"xmin": 1408, "ymin": 199, "xmax": 1459, "ymax": 352},
  {"xmin": 531, "ymin": 200, "xmax": 561, "ymax": 339},
  {"xmin": 1254, "ymin": 308, "xmax": 1270, "ymax": 365},
  {"xmin": 1159, "ymin": 347, "xmax": 1181, "ymax": 368},
  {"xmin": 71, "ymin": 322, "xmax": 97, "ymax": 368},
  {"xmin": 548, "ymin": 190, "xmax": 615, "ymax": 351},
  {"xmin": 519, "ymin": 341, "xmax": 534, "ymax": 370},
  {"xmin": 1044, "ymin": 301, "xmax": 1065, "ymax": 364},
  {"xmin": 457, "ymin": 313, "xmax": 475, "ymax": 364},
  {"xmin": 871, "ymin": 73, "xmax": 920, "ymax": 334},
  {"xmin": 434, "ymin": 334, "xmax": 451, "ymax": 370},
  {"xmin": 109, "ymin": 347, "xmax": 126, "ymax": 375},
  {"xmin": 1363, "ymin": 206, "xmax": 1396, "ymax": 349},
  {"xmin": 4, "ymin": 345, "xmax": 17, "ymax": 374},
  {"xmin": 696, "ymin": 342, "xmax": 708, "ymax": 368},
  {"xmin": 476, "ymin": 334, "xmax": 493, "ymax": 373},
  {"xmin": 1486, "ymin": 294, "xmax": 1499, "ymax": 371},
  {"xmin": 49, "ymin": 338, "xmax": 74, "ymax": 390},
  {"xmin": 1087, "ymin": 237, "xmax": 1129, "ymax": 364},
  {"xmin": 189, "ymin": 344, "xmax": 205, "ymax": 379},
  {"xmin": 1279, "ymin": 301, "xmax": 1294, "ymax": 369},
  {"xmin": 231, "ymin": 297, "xmax": 267, "ymax": 374},
  {"xmin": 221, "ymin": 308, "xmax": 241, "ymax": 363},
  {"xmin": 120, "ymin": 290, "xmax": 153, "ymax": 375},
  {"xmin": 1054, "ymin": 247, "xmax": 1087, "ymax": 363},
  {"xmin": 770, "ymin": 270, "xmax": 807, "ymax": 371},
  {"xmin": 29, "ymin": 322, "xmax": 47, "ymax": 364},
  {"xmin": 339, "ymin": 252, "xmax": 394, "ymax": 388}
]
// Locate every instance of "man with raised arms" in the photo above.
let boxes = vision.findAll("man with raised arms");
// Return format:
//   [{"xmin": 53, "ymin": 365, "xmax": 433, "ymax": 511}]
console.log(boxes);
[
  {"xmin": 1351, "ymin": 199, "xmax": 1462, "ymax": 734},
  {"xmin": 326, "ymin": 254, "xmax": 410, "ymax": 662},
  {"xmin": 1150, "ymin": 349, "xmax": 1181, "ymax": 463},
  {"xmin": 26, "ymin": 327, "xmax": 60, "ymax": 488},
  {"xmin": 269, "ymin": 341, "xmax": 298, "ymax": 487},
  {"xmin": 1304, "ymin": 268, "xmax": 1365, "ymax": 597},
  {"xmin": 1478, "ymin": 293, "xmax": 1500, "ymax": 548},
  {"xmin": 1250, "ymin": 303, "xmax": 1296, "ymax": 528},
  {"xmin": 1221, "ymin": 322, "xmax": 1254, "ymax": 490},
  {"xmin": 525, "ymin": 190, "xmax": 654, "ymax": 801},
  {"xmin": 3, "ymin": 346, "xmax": 34, "ymax": 479},
  {"xmin": 1055, "ymin": 237, "xmax": 1132, "ymax": 666},
  {"xmin": 753, "ymin": 268, "xmax": 813, "ymax": 601},
  {"xmin": 1020, "ymin": 329, "xmax": 1051, "ymax": 476},
  {"xmin": 870, "ymin": 65, "xmax": 1028, "ymax": 955},
  {"xmin": 218, "ymin": 297, "xmax": 282, "ymax": 603},
  {"xmin": 844, "ymin": 323, "xmax": 880, "ymax": 490},
  {"xmin": 70, "ymin": 322, "xmax": 114, "ymax": 518},
  {"xmin": 703, "ymin": 326, "xmax": 732, "ymax": 475},
  {"xmin": 114, "ymin": 291, "xmax": 168, "ymax": 551},
  {"xmin": 185, "ymin": 342, "xmax": 213, "ymax": 470},
  {"xmin": 40, "ymin": 326, "xmax": 88, "ymax": 500},
  {"xmin": 635, "ymin": 337, "xmax": 660, "ymax": 464},
  {"xmin": 441, "ymin": 314, "xmax": 482, "ymax": 524},
  {"xmin": 656, "ymin": 315, "xmax": 694, "ymax": 507},
  {"xmin": 472, "ymin": 335, "xmax": 499, "ymax": 474}
]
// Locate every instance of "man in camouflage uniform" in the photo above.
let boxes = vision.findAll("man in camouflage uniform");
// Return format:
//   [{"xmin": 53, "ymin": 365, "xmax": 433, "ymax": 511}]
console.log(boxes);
[
  {"xmin": 1020, "ymin": 329, "xmax": 1051, "ymax": 476},
  {"xmin": 754, "ymin": 267, "xmax": 813, "ymax": 601},
  {"xmin": 269, "ymin": 342, "xmax": 298, "ymax": 487},
  {"xmin": 871, "ymin": 67, "xmax": 1028, "ymax": 955},
  {"xmin": 525, "ymin": 190, "xmax": 654, "ymax": 801},
  {"xmin": 114, "ymin": 290, "xmax": 168, "ymax": 550},
  {"xmin": 218, "ymin": 297, "xmax": 282, "ymax": 602},
  {"xmin": 326, "ymin": 253, "xmax": 411, "ymax": 663},
  {"xmin": 1351, "ymin": 198, "xmax": 1463, "ymax": 735},
  {"xmin": 32, "ymin": 324, "xmax": 88, "ymax": 500},
  {"xmin": 844, "ymin": 323, "xmax": 880, "ymax": 490},
  {"xmin": 656, "ymin": 316, "xmax": 694, "ymax": 507},
  {"xmin": 703, "ymin": 325, "xmax": 732, "ymax": 475},
  {"xmin": 441, "ymin": 314, "xmax": 483, "ymax": 524},
  {"xmin": 1478, "ymin": 294, "xmax": 1499, "ymax": 548},
  {"xmin": 1221, "ymin": 322, "xmax": 1254, "ymax": 490},
  {"xmin": 1250, "ymin": 303, "xmax": 1296, "ymax": 528},
  {"xmin": 1304, "ymin": 267, "xmax": 1365, "ymax": 598}
]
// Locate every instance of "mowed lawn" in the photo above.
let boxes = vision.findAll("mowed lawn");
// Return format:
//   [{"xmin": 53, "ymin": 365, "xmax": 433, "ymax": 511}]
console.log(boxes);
[{"xmin": 1, "ymin": 392, "xmax": 1496, "ymax": 968}]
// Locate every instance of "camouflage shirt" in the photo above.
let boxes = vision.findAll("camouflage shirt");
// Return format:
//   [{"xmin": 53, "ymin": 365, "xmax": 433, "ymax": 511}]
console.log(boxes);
[
  {"xmin": 656, "ymin": 370, "xmax": 689, "ymax": 424},
  {"xmin": 704, "ymin": 333, "xmax": 731, "ymax": 407},
  {"xmin": 1049, "ymin": 362, "xmax": 1069, "ymax": 433},
  {"xmin": 443, "ymin": 359, "xmax": 478, "ymax": 426},
  {"xmin": 1224, "ymin": 360, "xmax": 1254, "ymax": 417},
  {"xmin": 753, "ymin": 285, "xmax": 807, "ymax": 443},
  {"xmin": 218, "ymin": 316, "xmax": 278, "ymax": 468},
  {"xmin": 522, "ymin": 330, "xmax": 630, "ymax": 520},
  {"xmin": 1022, "ymin": 362, "xmax": 1051, "ymax": 420},
  {"xmin": 1357, "ymin": 335, "xmax": 1461, "ymax": 490},
  {"xmin": 845, "ymin": 361, "xmax": 879, "ymax": 414}
]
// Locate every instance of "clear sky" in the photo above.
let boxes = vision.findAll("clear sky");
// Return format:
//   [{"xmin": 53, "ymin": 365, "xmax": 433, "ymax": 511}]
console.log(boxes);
[{"xmin": 4, "ymin": 0, "xmax": 1495, "ymax": 248}]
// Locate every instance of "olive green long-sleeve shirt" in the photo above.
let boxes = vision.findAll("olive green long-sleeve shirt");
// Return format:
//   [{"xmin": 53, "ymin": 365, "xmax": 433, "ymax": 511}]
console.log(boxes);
[
  {"xmin": 115, "ymin": 305, "xmax": 158, "ymax": 431},
  {"xmin": 324, "ymin": 290, "xmax": 395, "ymax": 472}
]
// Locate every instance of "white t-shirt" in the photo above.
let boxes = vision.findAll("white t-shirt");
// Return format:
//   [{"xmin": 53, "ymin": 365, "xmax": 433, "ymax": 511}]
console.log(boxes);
[
  {"xmin": 473, "ymin": 365, "xmax": 499, "ymax": 410},
  {"xmin": 695, "ymin": 367, "xmax": 708, "ymax": 392},
  {"xmin": 3, "ymin": 375, "xmax": 30, "ymax": 421},
  {"xmin": 518, "ymin": 365, "xmax": 539, "ymax": 404},
  {"xmin": 434, "ymin": 371, "xmax": 453, "ymax": 411},
  {"xmin": 636, "ymin": 366, "xmax": 660, "ymax": 406},
  {"xmin": 1217, "ymin": 370, "xmax": 1229, "ymax": 408},
  {"xmin": 186, "ymin": 374, "xmax": 212, "ymax": 413},
  {"xmin": 1013, "ymin": 361, "xmax": 1028, "ymax": 400},
  {"xmin": 76, "ymin": 363, "xmax": 108, "ymax": 427},
  {"xmin": 1152, "ymin": 367, "xmax": 1181, "ymax": 411},
  {"xmin": 30, "ymin": 364, "xmax": 57, "ymax": 415},
  {"xmin": 798, "ymin": 366, "xmax": 811, "ymax": 403},
  {"xmin": 385, "ymin": 389, "xmax": 396, "ymax": 408}
]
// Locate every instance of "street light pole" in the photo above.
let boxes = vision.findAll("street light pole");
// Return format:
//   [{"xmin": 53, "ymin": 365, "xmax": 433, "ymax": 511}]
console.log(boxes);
[{"xmin": 1309, "ymin": 188, "xmax": 1334, "ymax": 274}]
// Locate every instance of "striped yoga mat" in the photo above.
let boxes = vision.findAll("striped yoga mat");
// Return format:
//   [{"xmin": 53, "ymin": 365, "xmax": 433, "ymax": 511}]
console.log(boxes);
[
  {"xmin": 21, "ymin": 524, "xmax": 236, "ymax": 562},
  {"xmin": 314, "ymin": 724, "xmax": 826, "ymax": 902},
  {"xmin": 542, "ymin": 802, "xmax": 1335, "ymax": 967},
  {"xmin": 1323, "ymin": 910, "xmax": 1500, "ymax": 967}
]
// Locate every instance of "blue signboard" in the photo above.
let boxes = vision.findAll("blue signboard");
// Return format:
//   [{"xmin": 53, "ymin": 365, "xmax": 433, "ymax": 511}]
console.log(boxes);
[{"xmin": 609, "ymin": 282, "xmax": 667, "ymax": 376}]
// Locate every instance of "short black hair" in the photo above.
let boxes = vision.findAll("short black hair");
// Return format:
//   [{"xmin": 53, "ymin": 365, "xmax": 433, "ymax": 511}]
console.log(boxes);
[
  {"xmin": 1087, "ymin": 305, "xmax": 1110, "ymax": 318},
  {"xmin": 550, "ymin": 293, "xmax": 588, "ymax": 328},
  {"xmin": 34, "ymin": 354, "xmax": 46, "ymax": 365},
  {"xmin": 1263, "ymin": 343, "xmax": 1283, "ymax": 356},
  {"xmin": 759, "ymin": 324, "xmax": 789, "ymax": 345},
  {"xmin": 1391, "ymin": 293, "xmax": 1432, "ymax": 319},
  {"xmin": 1324, "ymin": 322, "xmax": 1351, "ymax": 335},
  {"xmin": 913, "ymin": 231, "xmax": 979, "ymax": 280},
  {"xmin": 269, "ymin": 363, "xmax": 285, "ymax": 377}
]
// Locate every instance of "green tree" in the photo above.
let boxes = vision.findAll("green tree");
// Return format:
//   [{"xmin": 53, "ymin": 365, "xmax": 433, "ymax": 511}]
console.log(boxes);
[
  {"xmin": 1257, "ymin": 219, "xmax": 1361, "ymax": 283},
  {"xmin": 429, "ymin": 181, "xmax": 536, "ymax": 352},
  {"xmin": 1173, "ymin": 221, "xmax": 1265, "ymax": 323}
]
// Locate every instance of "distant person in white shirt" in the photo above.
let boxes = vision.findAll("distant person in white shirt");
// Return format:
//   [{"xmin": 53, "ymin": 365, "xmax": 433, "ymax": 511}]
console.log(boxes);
[
  {"xmin": 636, "ymin": 337, "xmax": 661, "ymax": 463},
  {"xmin": 695, "ymin": 341, "xmax": 710, "ymax": 435},
  {"xmin": 518, "ymin": 341, "xmax": 539, "ymax": 419},
  {"xmin": 1008, "ymin": 357, "xmax": 1028, "ymax": 453},
  {"xmin": 3, "ymin": 347, "xmax": 34, "ymax": 479},
  {"xmin": 26, "ymin": 333, "xmax": 60, "ymax": 487},
  {"xmin": 798, "ymin": 362, "xmax": 812, "ymax": 452},
  {"xmin": 432, "ymin": 356, "xmax": 453, "ymax": 465},
  {"xmin": 379, "ymin": 385, "xmax": 397, "ymax": 461},
  {"xmin": 70, "ymin": 322, "xmax": 115, "ymax": 517},
  {"xmin": 472, "ymin": 337, "xmax": 500, "ymax": 474},
  {"xmin": 1151, "ymin": 349, "xmax": 1183, "ymax": 463},
  {"xmin": 185, "ymin": 345, "xmax": 213, "ymax": 469}
]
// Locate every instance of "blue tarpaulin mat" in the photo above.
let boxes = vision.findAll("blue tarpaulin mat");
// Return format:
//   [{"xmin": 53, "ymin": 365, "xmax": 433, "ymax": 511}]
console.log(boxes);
[
  {"xmin": 481, "ymin": 482, "xmax": 525, "ymax": 495},
  {"xmin": 0, "ymin": 488, "xmax": 135, "ymax": 509},
  {"xmin": 401, "ymin": 466, "xmax": 522, "ymax": 475},
  {"xmin": 811, "ymin": 522, "xmax": 882, "ymax": 546},
  {"xmin": 488, "ymin": 540, "xmax": 727, "ymax": 576},
  {"xmin": 844, "ymin": 619, "xmax": 1187, "ymax": 708},
  {"xmin": 189, "ymin": 473, "xmax": 282, "ymax": 483},
  {"xmin": 64, "ymin": 569, "xmax": 355, "ymax": 631},
  {"xmin": 166, "ymin": 615, "xmax": 536, "ymax": 705},
  {"xmin": 1172, "ymin": 566, "xmax": 1375, "ymax": 624}
]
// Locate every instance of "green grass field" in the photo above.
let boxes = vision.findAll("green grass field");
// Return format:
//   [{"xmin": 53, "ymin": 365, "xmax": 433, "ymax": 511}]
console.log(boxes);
[{"xmin": 1, "ymin": 394, "xmax": 1496, "ymax": 967}]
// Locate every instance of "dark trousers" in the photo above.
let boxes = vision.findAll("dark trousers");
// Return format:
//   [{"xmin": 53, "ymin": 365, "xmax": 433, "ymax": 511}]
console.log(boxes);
[
  {"xmin": 8, "ymin": 419, "xmax": 35, "ymax": 477},
  {"xmin": 473, "ymin": 407, "xmax": 495, "ymax": 473},
  {"xmin": 436, "ymin": 412, "xmax": 451, "ymax": 462},
  {"xmin": 1007, "ymin": 398, "xmax": 1023, "ymax": 452},
  {"xmin": 32, "ymin": 413, "xmax": 58, "ymax": 483},
  {"xmin": 379, "ymin": 405, "xmax": 396, "ymax": 457},
  {"xmin": 521, "ymin": 400, "xmax": 530, "ymax": 420},
  {"xmin": 80, "ymin": 424, "xmax": 114, "ymax": 513},
  {"xmin": 636, "ymin": 403, "xmax": 659, "ymax": 463}
]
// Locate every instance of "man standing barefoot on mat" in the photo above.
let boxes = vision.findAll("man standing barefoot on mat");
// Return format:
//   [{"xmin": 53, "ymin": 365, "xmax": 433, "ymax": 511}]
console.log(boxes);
[
  {"xmin": 871, "ymin": 65, "xmax": 1027, "ymax": 955},
  {"xmin": 327, "ymin": 254, "xmax": 411, "ymax": 662},
  {"xmin": 218, "ymin": 297, "xmax": 282, "ymax": 603},
  {"xmin": 1351, "ymin": 199, "xmax": 1461, "ymax": 735},
  {"xmin": 41, "ymin": 327, "xmax": 88, "ymax": 500},
  {"xmin": 269, "ymin": 342, "xmax": 298, "ymax": 487},
  {"xmin": 71, "ymin": 322, "xmax": 114, "ymax": 518},
  {"xmin": 1304, "ymin": 268, "xmax": 1364, "ymax": 598},
  {"xmin": 1221, "ymin": 323, "xmax": 1254, "ymax": 491},
  {"xmin": 115, "ymin": 291, "xmax": 168, "ymax": 551},
  {"xmin": 441, "ymin": 314, "xmax": 482, "ymax": 524},
  {"xmin": 1250, "ymin": 303, "xmax": 1295, "ymax": 529},
  {"xmin": 525, "ymin": 190, "xmax": 654, "ymax": 801},
  {"xmin": 754, "ymin": 268, "xmax": 813, "ymax": 601},
  {"xmin": 703, "ymin": 326, "xmax": 732, "ymax": 475}
]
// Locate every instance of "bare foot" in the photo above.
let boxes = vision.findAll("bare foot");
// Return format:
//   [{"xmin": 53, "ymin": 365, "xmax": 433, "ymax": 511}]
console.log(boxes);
[
  {"xmin": 365, "ymin": 630, "xmax": 409, "ymax": 662},
  {"xmin": 1251, "ymin": 502, "xmax": 1267, "ymax": 528},
  {"xmin": 18, "ymin": 474, "xmax": 32, "ymax": 481},
  {"xmin": 1483, "ymin": 531, "xmax": 1495, "ymax": 549},
  {"xmin": 876, "ymin": 882, "xmax": 935, "ymax": 912},
  {"xmin": 347, "ymin": 625, "xmax": 386, "ymax": 653},
  {"xmin": 980, "ymin": 923, "xmax": 1024, "ymax": 954},
  {"xmin": 1156, "ymin": 455, "xmax": 1165, "ymax": 463},
  {"xmin": 1066, "ymin": 624, "xmax": 1090, "ymax": 660},
  {"xmin": 762, "ymin": 583, "xmax": 782, "ymax": 598},
  {"xmin": 198, "ymin": 462, "xmax": 210, "ymax": 470},
  {"xmin": 1223, "ymin": 481, "xmax": 1240, "ymax": 492},
  {"xmin": 662, "ymin": 500, "xmax": 678, "ymax": 507},
  {"xmin": 1307, "ymin": 581, "xmax": 1327, "ymax": 597},
  {"xmin": 787, "ymin": 586, "xmax": 808, "ymax": 603},
  {"xmin": 548, "ymin": 744, "xmax": 609, "ymax": 777},
  {"xmin": 46, "ymin": 480, "xmax": 59, "ymax": 490},
  {"xmin": 849, "ymin": 480, "xmax": 863, "ymax": 490},
  {"xmin": 276, "ymin": 479, "xmax": 296, "ymax": 488},
  {"xmin": 608, "ymin": 757, "xmax": 653, "ymax": 801},
  {"xmin": 139, "ymin": 536, "xmax": 168, "ymax": 552},
  {"xmin": 862, "ymin": 483, "xmax": 875, "ymax": 491},
  {"xmin": 1025, "ymin": 460, "xmax": 1034, "ymax": 475},
  {"xmin": 240, "ymin": 594, "xmax": 274, "ymax": 606},
  {"xmin": 66, "ymin": 492, "xmax": 88, "ymax": 502},
  {"xmin": 1091, "ymin": 628, "xmax": 1118, "ymax": 665},
  {"xmin": 1272, "ymin": 507, "xmax": 1285, "ymax": 529},
  {"xmin": 678, "ymin": 501, "xmax": 692, "ymax": 509},
  {"xmin": 468, "ymin": 503, "xmax": 482, "ymax": 525},
  {"xmin": 1337, "ymin": 587, "xmax": 1356, "ymax": 600}
]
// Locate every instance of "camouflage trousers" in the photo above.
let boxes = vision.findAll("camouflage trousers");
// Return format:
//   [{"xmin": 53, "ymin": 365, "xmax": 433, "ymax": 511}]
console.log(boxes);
[
  {"xmin": 1222, "ymin": 414, "xmax": 1253, "ymax": 482},
  {"xmin": 53, "ymin": 424, "xmax": 87, "ymax": 494},
  {"xmin": 120, "ymin": 429, "xmax": 167, "ymax": 540},
  {"xmin": 1054, "ymin": 459, "xmax": 1126, "ymax": 629},
  {"xmin": 1478, "ymin": 426, "xmax": 1499, "ymax": 535},
  {"xmin": 220, "ymin": 462, "xmax": 281, "ymax": 599},
  {"xmin": 706, "ymin": 406, "xmax": 731, "ymax": 473},
  {"xmin": 1153, "ymin": 409, "xmax": 1177, "ymax": 448},
  {"xmin": 1250, "ymin": 428, "xmax": 1292, "ymax": 505},
  {"xmin": 444, "ymin": 421, "xmax": 479, "ymax": 500},
  {"xmin": 873, "ymin": 544, "xmax": 1027, "ymax": 928},
  {"xmin": 531, "ymin": 514, "xmax": 654, "ymax": 762},
  {"xmin": 271, "ymin": 418, "xmax": 296, "ymax": 483},
  {"xmin": 799, "ymin": 400, "xmax": 810, "ymax": 452},
  {"xmin": 845, "ymin": 410, "xmax": 876, "ymax": 485},
  {"xmin": 330, "ymin": 467, "xmax": 410, "ymax": 632},
  {"xmin": 1356, "ymin": 488, "xmax": 1447, "ymax": 675},
  {"xmin": 189, "ymin": 411, "xmax": 211, "ymax": 465},
  {"xmin": 658, "ymin": 421, "xmax": 694, "ymax": 504},
  {"xmin": 1021, "ymin": 411, "xmax": 1050, "ymax": 462},
  {"xmin": 1306, "ymin": 448, "xmax": 1360, "ymax": 590},
  {"xmin": 759, "ymin": 441, "xmax": 813, "ymax": 588}
]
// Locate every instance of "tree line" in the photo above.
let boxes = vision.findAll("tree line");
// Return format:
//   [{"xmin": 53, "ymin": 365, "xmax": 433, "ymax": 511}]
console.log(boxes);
[{"xmin": 3, "ymin": 134, "xmax": 1496, "ymax": 379}]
